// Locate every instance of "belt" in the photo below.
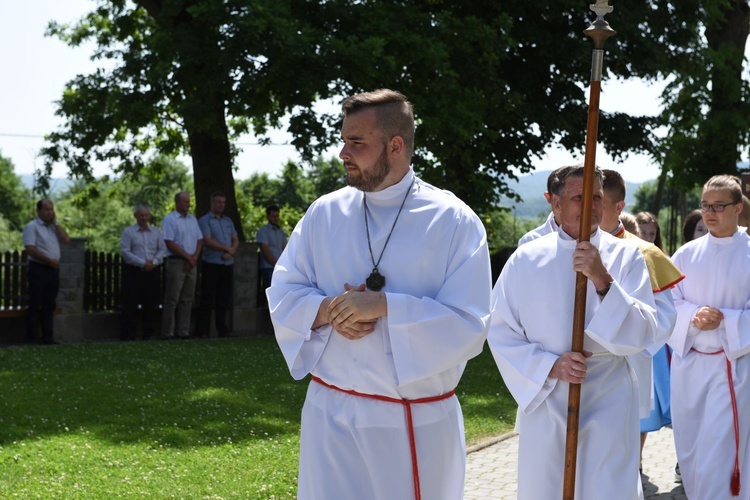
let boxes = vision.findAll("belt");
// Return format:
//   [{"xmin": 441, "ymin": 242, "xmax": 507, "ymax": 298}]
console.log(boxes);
[
  {"xmin": 125, "ymin": 263, "xmax": 158, "ymax": 271},
  {"xmin": 691, "ymin": 348, "xmax": 741, "ymax": 496},
  {"xmin": 589, "ymin": 351, "xmax": 617, "ymax": 358},
  {"xmin": 28, "ymin": 260, "xmax": 57, "ymax": 269},
  {"xmin": 311, "ymin": 375, "xmax": 455, "ymax": 500}
]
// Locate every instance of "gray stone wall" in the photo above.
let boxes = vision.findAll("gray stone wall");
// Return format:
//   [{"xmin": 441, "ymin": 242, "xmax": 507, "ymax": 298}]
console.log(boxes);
[
  {"xmin": 55, "ymin": 237, "xmax": 86, "ymax": 342},
  {"xmin": 232, "ymin": 241, "xmax": 261, "ymax": 335}
]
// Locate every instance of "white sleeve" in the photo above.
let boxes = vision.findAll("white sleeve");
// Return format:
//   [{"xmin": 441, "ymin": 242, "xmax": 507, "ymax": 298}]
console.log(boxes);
[
  {"xmin": 488, "ymin": 256, "xmax": 560, "ymax": 414},
  {"xmin": 267, "ymin": 214, "xmax": 331, "ymax": 380},
  {"xmin": 385, "ymin": 210, "xmax": 492, "ymax": 386},
  {"xmin": 585, "ymin": 252, "xmax": 660, "ymax": 356}
]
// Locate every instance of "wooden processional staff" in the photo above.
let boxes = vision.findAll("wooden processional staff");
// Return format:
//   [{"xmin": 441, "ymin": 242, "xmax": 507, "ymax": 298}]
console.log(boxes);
[{"xmin": 562, "ymin": 2, "xmax": 616, "ymax": 499}]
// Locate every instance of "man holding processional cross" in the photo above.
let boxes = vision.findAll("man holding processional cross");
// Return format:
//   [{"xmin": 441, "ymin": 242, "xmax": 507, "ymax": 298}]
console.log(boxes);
[
  {"xmin": 489, "ymin": 3, "xmax": 667, "ymax": 497},
  {"xmin": 488, "ymin": 166, "xmax": 666, "ymax": 499}
]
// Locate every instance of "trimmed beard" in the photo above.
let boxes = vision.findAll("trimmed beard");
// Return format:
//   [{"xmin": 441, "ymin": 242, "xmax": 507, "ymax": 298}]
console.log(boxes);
[{"xmin": 346, "ymin": 144, "xmax": 391, "ymax": 192}]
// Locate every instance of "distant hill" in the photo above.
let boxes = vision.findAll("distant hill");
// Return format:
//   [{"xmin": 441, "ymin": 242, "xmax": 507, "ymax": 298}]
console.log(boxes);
[
  {"xmin": 19, "ymin": 174, "xmax": 72, "ymax": 194},
  {"xmin": 19, "ymin": 170, "xmax": 645, "ymax": 217},
  {"xmin": 499, "ymin": 170, "xmax": 645, "ymax": 219},
  {"xmin": 19, "ymin": 163, "xmax": 749, "ymax": 216}
]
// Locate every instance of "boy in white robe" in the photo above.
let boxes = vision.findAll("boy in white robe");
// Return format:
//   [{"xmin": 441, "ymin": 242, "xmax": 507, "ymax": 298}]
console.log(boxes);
[
  {"xmin": 669, "ymin": 174, "xmax": 750, "ymax": 499},
  {"xmin": 268, "ymin": 89, "xmax": 492, "ymax": 500},
  {"xmin": 489, "ymin": 165, "xmax": 661, "ymax": 499}
]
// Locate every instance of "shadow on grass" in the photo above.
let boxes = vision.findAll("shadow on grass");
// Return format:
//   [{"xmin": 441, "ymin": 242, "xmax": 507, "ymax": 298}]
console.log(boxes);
[
  {"xmin": 0, "ymin": 338, "xmax": 516, "ymax": 449},
  {"xmin": 0, "ymin": 338, "xmax": 307, "ymax": 448}
]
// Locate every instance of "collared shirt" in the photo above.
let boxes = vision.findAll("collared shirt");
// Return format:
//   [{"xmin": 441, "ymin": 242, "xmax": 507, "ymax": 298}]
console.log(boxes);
[
  {"xmin": 121, "ymin": 224, "xmax": 167, "ymax": 267},
  {"xmin": 199, "ymin": 212, "xmax": 238, "ymax": 265},
  {"xmin": 161, "ymin": 210, "xmax": 203, "ymax": 256},
  {"xmin": 22, "ymin": 217, "xmax": 61, "ymax": 263},
  {"xmin": 257, "ymin": 222, "xmax": 288, "ymax": 269}
]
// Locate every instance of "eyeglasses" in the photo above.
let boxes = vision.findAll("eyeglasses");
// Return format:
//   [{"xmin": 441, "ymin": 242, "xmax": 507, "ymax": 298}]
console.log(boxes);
[{"xmin": 698, "ymin": 202, "xmax": 737, "ymax": 213}]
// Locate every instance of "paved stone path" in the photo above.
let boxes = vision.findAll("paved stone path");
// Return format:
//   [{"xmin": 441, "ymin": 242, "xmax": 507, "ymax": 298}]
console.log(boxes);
[{"xmin": 464, "ymin": 426, "xmax": 687, "ymax": 499}]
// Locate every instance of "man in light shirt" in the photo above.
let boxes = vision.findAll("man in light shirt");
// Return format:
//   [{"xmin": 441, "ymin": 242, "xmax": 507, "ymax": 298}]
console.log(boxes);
[
  {"xmin": 22, "ymin": 199, "xmax": 70, "ymax": 345},
  {"xmin": 161, "ymin": 192, "xmax": 203, "ymax": 340},
  {"xmin": 257, "ymin": 204, "xmax": 287, "ymax": 292},
  {"xmin": 120, "ymin": 204, "xmax": 166, "ymax": 341}
]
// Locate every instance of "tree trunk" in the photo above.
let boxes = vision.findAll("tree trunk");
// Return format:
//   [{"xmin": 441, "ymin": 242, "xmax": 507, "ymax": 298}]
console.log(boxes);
[
  {"xmin": 139, "ymin": 0, "xmax": 246, "ymax": 241},
  {"xmin": 185, "ymin": 102, "xmax": 245, "ymax": 241},
  {"xmin": 442, "ymin": 156, "xmax": 472, "ymax": 205},
  {"xmin": 653, "ymin": 167, "xmax": 668, "ymax": 216},
  {"xmin": 703, "ymin": 0, "xmax": 750, "ymax": 176}
]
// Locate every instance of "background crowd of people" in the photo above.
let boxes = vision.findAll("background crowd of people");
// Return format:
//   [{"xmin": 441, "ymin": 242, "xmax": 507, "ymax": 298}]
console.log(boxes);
[{"xmin": 23, "ymin": 192, "xmax": 288, "ymax": 344}]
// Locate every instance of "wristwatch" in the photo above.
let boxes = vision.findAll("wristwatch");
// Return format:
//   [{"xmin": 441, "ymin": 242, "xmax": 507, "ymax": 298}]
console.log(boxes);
[{"xmin": 596, "ymin": 281, "xmax": 613, "ymax": 297}]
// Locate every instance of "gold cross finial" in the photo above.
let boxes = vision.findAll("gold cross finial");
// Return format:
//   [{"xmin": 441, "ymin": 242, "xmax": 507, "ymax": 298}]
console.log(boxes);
[{"xmin": 590, "ymin": 0, "xmax": 613, "ymax": 19}]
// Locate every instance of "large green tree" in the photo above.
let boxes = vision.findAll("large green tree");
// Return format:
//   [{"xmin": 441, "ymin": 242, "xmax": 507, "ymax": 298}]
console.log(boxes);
[
  {"xmin": 0, "ymin": 153, "xmax": 33, "ymax": 232},
  {"xmin": 43, "ymin": 0, "xmax": 714, "ymax": 220},
  {"xmin": 42, "ymin": 0, "xmax": 342, "ymax": 240},
  {"xmin": 237, "ymin": 156, "xmax": 345, "ymax": 212},
  {"xmin": 655, "ymin": 0, "xmax": 750, "ymax": 194},
  {"xmin": 0, "ymin": 216, "xmax": 23, "ymax": 253}
]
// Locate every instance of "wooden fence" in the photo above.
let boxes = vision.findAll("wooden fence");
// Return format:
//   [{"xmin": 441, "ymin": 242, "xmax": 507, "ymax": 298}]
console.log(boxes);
[
  {"xmin": 0, "ymin": 250, "xmax": 149, "ymax": 314},
  {"xmin": 0, "ymin": 251, "xmax": 27, "ymax": 312},
  {"xmin": 83, "ymin": 251, "xmax": 123, "ymax": 312}
]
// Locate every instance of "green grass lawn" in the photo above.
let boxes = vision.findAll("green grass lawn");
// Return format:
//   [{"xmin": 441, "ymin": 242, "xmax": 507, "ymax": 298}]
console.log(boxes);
[{"xmin": 0, "ymin": 338, "xmax": 515, "ymax": 498}]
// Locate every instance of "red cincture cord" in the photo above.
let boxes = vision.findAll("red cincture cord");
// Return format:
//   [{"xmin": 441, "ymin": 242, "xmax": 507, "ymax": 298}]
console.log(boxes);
[
  {"xmin": 691, "ymin": 348, "xmax": 741, "ymax": 496},
  {"xmin": 311, "ymin": 376, "xmax": 455, "ymax": 500}
]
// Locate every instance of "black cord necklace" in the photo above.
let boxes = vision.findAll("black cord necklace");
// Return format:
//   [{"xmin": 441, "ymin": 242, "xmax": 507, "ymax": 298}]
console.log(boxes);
[{"xmin": 363, "ymin": 178, "xmax": 415, "ymax": 291}]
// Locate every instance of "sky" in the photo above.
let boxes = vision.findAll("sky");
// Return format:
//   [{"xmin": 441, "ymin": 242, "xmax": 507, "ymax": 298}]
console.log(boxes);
[{"xmin": 0, "ymin": 1, "xmax": 736, "ymax": 185}]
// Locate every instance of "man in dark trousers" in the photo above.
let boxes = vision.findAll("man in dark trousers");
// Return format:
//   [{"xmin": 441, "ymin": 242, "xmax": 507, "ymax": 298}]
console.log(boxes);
[
  {"xmin": 22, "ymin": 199, "xmax": 70, "ymax": 344},
  {"xmin": 120, "ymin": 204, "xmax": 166, "ymax": 341},
  {"xmin": 196, "ymin": 191, "xmax": 239, "ymax": 338}
]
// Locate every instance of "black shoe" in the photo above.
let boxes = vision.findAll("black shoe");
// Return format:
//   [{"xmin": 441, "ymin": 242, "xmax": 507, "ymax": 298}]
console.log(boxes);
[
  {"xmin": 161, "ymin": 335, "xmax": 177, "ymax": 341},
  {"xmin": 218, "ymin": 332, "xmax": 237, "ymax": 338},
  {"xmin": 41, "ymin": 339, "xmax": 60, "ymax": 345},
  {"xmin": 675, "ymin": 463, "xmax": 682, "ymax": 483},
  {"xmin": 178, "ymin": 335, "xmax": 191, "ymax": 340}
]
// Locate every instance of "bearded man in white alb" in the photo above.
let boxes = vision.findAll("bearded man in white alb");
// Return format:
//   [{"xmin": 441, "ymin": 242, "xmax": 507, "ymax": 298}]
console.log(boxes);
[
  {"xmin": 268, "ymin": 89, "xmax": 491, "ymax": 500},
  {"xmin": 670, "ymin": 174, "xmax": 750, "ymax": 499},
  {"xmin": 489, "ymin": 165, "xmax": 661, "ymax": 499}
]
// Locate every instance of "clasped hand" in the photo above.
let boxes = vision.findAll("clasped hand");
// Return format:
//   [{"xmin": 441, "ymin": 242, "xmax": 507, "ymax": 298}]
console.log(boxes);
[
  {"xmin": 692, "ymin": 306, "xmax": 723, "ymax": 331},
  {"xmin": 327, "ymin": 283, "xmax": 386, "ymax": 340}
]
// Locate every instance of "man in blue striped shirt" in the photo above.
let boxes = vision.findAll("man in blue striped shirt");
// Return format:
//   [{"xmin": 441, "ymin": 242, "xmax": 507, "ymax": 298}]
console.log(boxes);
[{"xmin": 196, "ymin": 192, "xmax": 239, "ymax": 338}]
